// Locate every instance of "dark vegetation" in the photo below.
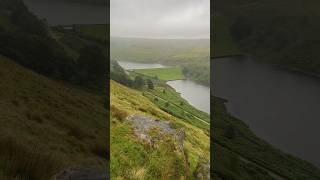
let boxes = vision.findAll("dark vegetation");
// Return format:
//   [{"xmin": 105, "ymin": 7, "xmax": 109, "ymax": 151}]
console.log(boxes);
[
  {"xmin": 110, "ymin": 60, "xmax": 133, "ymax": 87},
  {"xmin": 0, "ymin": 0, "xmax": 108, "ymax": 91},
  {"xmin": 182, "ymin": 64, "xmax": 210, "ymax": 86},
  {"xmin": 110, "ymin": 60, "xmax": 157, "ymax": 90},
  {"xmin": 214, "ymin": 0, "xmax": 320, "ymax": 75}
]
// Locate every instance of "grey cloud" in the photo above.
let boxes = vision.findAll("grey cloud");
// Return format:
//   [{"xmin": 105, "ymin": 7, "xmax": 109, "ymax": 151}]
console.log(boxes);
[{"xmin": 111, "ymin": 0, "xmax": 210, "ymax": 39}]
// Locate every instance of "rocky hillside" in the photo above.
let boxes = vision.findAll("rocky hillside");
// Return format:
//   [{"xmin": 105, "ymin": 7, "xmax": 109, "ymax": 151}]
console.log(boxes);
[{"xmin": 110, "ymin": 80, "xmax": 210, "ymax": 179}]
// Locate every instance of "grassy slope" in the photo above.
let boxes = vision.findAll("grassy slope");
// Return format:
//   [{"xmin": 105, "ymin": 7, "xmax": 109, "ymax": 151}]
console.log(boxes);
[
  {"xmin": 146, "ymin": 87, "xmax": 210, "ymax": 131},
  {"xmin": 134, "ymin": 67, "xmax": 185, "ymax": 81},
  {"xmin": 110, "ymin": 80, "xmax": 210, "ymax": 179},
  {"xmin": 0, "ymin": 55, "xmax": 108, "ymax": 179},
  {"xmin": 128, "ymin": 71, "xmax": 209, "ymax": 130},
  {"xmin": 212, "ymin": 97, "xmax": 320, "ymax": 180}
]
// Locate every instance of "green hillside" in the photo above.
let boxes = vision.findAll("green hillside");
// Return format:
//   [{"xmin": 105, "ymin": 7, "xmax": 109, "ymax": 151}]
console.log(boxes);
[
  {"xmin": 0, "ymin": 55, "xmax": 108, "ymax": 179},
  {"xmin": 110, "ymin": 80, "xmax": 210, "ymax": 179}
]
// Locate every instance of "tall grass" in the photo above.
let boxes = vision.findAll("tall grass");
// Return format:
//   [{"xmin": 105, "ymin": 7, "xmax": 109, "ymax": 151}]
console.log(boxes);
[
  {"xmin": 0, "ymin": 135, "xmax": 64, "ymax": 180},
  {"xmin": 110, "ymin": 105, "xmax": 128, "ymax": 121}
]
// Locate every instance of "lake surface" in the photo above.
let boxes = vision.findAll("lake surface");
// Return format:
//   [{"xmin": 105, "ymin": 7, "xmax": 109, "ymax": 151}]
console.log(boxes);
[
  {"xmin": 118, "ymin": 61, "xmax": 167, "ymax": 70},
  {"xmin": 167, "ymin": 80, "xmax": 210, "ymax": 114},
  {"xmin": 118, "ymin": 61, "xmax": 210, "ymax": 114},
  {"xmin": 23, "ymin": 0, "xmax": 108, "ymax": 25},
  {"xmin": 212, "ymin": 56, "xmax": 320, "ymax": 167}
]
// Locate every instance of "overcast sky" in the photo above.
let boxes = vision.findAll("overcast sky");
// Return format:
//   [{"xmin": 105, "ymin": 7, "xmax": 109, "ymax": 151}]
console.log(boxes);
[{"xmin": 111, "ymin": 0, "xmax": 210, "ymax": 39}]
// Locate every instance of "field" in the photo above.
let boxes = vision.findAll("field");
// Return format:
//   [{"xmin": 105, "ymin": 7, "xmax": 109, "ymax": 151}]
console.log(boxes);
[{"xmin": 134, "ymin": 67, "xmax": 185, "ymax": 81}]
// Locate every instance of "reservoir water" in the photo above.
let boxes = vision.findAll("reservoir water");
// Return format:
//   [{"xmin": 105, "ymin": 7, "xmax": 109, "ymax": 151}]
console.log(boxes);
[
  {"xmin": 167, "ymin": 80, "xmax": 210, "ymax": 114},
  {"xmin": 23, "ymin": 0, "xmax": 108, "ymax": 25},
  {"xmin": 118, "ymin": 61, "xmax": 166, "ymax": 70},
  {"xmin": 118, "ymin": 61, "xmax": 210, "ymax": 114},
  {"xmin": 212, "ymin": 56, "xmax": 320, "ymax": 167}
]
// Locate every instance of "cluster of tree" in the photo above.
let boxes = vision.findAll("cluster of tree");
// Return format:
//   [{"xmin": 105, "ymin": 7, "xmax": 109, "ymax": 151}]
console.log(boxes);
[
  {"xmin": 110, "ymin": 60, "xmax": 133, "ymax": 87},
  {"xmin": 225, "ymin": 4, "xmax": 320, "ymax": 74},
  {"xmin": 110, "ymin": 61, "xmax": 154, "ymax": 90},
  {"xmin": 0, "ymin": 0, "xmax": 108, "ymax": 90},
  {"xmin": 182, "ymin": 64, "xmax": 210, "ymax": 86}
]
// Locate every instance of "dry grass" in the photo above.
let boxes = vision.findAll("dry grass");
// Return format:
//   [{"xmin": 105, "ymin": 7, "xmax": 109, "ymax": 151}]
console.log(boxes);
[{"xmin": 110, "ymin": 105, "xmax": 128, "ymax": 121}]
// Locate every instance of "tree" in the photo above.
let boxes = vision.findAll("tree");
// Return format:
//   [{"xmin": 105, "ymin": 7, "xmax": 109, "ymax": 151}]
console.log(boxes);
[
  {"xmin": 134, "ymin": 76, "xmax": 145, "ymax": 88},
  {"xmin": 230, "ymin": 16, "xmax": 252, "ymax": 41},
  {"xmin": 146, "ymin": 79, "xmax": 154, "ymax": 90},
  {"xmin": 224, "ymin": 124, "xmax": 236, "ymax": 139}
]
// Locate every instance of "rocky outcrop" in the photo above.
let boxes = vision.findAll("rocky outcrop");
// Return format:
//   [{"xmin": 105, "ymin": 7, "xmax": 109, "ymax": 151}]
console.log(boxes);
[
  {"xmin": 127, "ymin": 115, "xmax": 177, "ymax": 144},
  {"xmin": 127, "ymin": 115, "xmax": 189, "ymax": 151}
]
